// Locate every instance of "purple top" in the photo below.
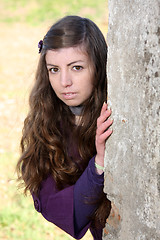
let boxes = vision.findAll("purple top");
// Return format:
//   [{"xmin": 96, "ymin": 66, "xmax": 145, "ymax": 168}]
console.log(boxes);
[{"xmin": 32, "ymin": 156, "xmax": 104, "ymax": 239}]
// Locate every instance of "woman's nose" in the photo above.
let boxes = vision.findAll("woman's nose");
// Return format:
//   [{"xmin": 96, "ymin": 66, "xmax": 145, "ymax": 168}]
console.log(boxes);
[{"xmin": 60, "ymin": 70, "xmax": 72, "ymax": 87}]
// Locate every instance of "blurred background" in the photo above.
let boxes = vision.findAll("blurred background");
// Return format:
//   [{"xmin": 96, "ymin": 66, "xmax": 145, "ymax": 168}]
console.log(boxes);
[{"xmin": 0, "ymin": 0, "xmax": 108, "ymax": 239}]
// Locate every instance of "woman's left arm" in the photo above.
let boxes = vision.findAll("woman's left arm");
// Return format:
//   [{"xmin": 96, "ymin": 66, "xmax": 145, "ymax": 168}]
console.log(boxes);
[
  {"xmin": 74, "ymin": 102, "xmax": 113, "ymax": 233},
  {"xmin": 74, "ymin": 156, "xmax": 104, "ymax": 234}
]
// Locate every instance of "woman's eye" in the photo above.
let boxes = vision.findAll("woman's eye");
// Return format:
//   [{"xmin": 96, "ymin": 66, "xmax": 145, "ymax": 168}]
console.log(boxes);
[
  {"xmin": 73, "ymin": 66, "xmax": 83, "ymax": 71},
  {"xmin": 49, "ymin": 67, "xmax": 59, "ymax": 73}
]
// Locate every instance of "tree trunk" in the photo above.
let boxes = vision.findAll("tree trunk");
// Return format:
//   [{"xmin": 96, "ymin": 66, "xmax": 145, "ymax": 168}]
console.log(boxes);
[{"xmin": 103, "ymin": 0, "xmax": 160, "ymax": 239}]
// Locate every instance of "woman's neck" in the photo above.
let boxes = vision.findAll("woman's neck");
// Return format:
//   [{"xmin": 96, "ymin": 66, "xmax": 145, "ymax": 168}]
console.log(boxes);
[
  {"xmin": 69, "ymin": 105, "xmax": 83, "ymax": 125},
  {"xmin": 69, "ymin": 105, "xmax": 83, "ymax": 116}
]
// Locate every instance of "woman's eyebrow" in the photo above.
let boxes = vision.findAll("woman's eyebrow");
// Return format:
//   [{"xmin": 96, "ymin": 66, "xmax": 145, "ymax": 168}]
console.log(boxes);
[
  {"xmin": 46, "ymin": 64, "xmax": 58, "ymax": 67},
  {"xmin": 46, "ymin": 60, "xmax": 84, "ymax": 67},
  {"xmin": 67, "ymin": 60, "xmax": 84, "ymax": 66}
]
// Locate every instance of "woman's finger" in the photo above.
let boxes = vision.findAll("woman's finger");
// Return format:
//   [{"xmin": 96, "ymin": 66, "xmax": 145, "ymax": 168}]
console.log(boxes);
[
  {"xmin": 97, "ymin": 118, "xmax": 113, "ymax": 136},
  {"xmin": 97, "ymin": 109, "xmax": 112, "ymax": 127},
  {"xmin": 100, "ymin": 102, "xmax": 111, "ymax": 115},
  {"xmin": 97, "ymin": 128, "xmax": 113, "ymax": 144}
]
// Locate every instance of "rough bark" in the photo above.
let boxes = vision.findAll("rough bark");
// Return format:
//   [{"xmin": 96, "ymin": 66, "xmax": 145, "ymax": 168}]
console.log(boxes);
[{"xmin": 103, "ymin": 1, "xmax": 160, "ymax": 239}]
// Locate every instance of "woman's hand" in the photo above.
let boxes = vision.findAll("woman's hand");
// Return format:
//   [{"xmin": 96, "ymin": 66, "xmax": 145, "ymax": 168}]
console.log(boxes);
[{"xmin": 95, "ymin": 102, "xmax": 113, "ymax": 173}]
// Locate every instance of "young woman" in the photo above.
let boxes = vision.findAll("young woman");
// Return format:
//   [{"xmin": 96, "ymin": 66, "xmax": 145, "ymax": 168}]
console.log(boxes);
[{"xmin": 16, "ymin": 15, "xmax": 113, "ymax": 240}]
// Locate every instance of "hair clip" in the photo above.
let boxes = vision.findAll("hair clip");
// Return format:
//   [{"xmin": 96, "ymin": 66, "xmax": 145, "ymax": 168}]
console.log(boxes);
[{"xmin": 38, "ymin": 40, "xmax": 43, "ymax": 53}]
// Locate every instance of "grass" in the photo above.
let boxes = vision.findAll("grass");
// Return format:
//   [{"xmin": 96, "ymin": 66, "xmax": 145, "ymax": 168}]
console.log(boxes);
[
  {"xmin": 0, "ymin": 0, "xmax": 108, "ymax": 239},
  {"xmin": 0, "ymin": 0, "xmax": 108, "ymax": 26},
  {"xmin": 0, "ymin": 177, "xmax": 73, "ymax": 240}
]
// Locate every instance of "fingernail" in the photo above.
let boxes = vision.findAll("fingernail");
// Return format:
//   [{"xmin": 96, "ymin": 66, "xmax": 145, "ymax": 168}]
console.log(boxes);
[{"xmin": 103, "ymin": 102, "xmax": 107, "ymax": 108}]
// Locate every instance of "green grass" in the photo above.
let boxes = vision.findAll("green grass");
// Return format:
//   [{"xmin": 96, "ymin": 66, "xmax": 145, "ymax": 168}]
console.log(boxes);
[
  {"xmin": 1, "ymin": 0, "xmax": 108, "ymax": 25},
  {"xmin": 0, "ymin": 195, "xmax": 72, "ymax": 240}
]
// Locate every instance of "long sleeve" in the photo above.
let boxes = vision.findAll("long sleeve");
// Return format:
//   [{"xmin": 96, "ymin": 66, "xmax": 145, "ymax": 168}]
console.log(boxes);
[
  {"xmin": 74, "ymin": 156, "xmax": 104, "ymax": 235},
  {"xmin": 32, "ymin": 157, "xmax": 104, "ymax": 239}
]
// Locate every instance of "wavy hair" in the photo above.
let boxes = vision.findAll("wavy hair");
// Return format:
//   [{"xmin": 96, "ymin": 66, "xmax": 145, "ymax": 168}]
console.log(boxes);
[{"xmin": 16, "ymin": 15, "xmax": 111, "ymax": 228}]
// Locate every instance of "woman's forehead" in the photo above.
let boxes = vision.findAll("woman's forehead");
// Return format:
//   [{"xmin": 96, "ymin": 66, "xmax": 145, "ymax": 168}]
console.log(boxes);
[{"xmin": 45, "ymin": 46, "xmax": 90, "ymax": 63}]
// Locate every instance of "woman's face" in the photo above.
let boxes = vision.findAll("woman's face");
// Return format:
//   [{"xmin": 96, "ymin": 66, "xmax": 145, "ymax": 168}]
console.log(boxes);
[{"xmin": 45, "ymin": 46, "xmax": 94, "ymax": 106}]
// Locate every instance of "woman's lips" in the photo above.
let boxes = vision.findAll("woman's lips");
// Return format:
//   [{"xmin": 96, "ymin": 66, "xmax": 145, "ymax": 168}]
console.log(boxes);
[{"xmin": 62, "ymin": 92, "xmax": 77, "ymax": 100}]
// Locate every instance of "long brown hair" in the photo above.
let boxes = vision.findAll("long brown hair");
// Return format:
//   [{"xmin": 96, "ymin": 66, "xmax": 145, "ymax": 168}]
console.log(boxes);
[{"xmin": 16, "ymin": 15, "xmax": 111, "ymax": 228}]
